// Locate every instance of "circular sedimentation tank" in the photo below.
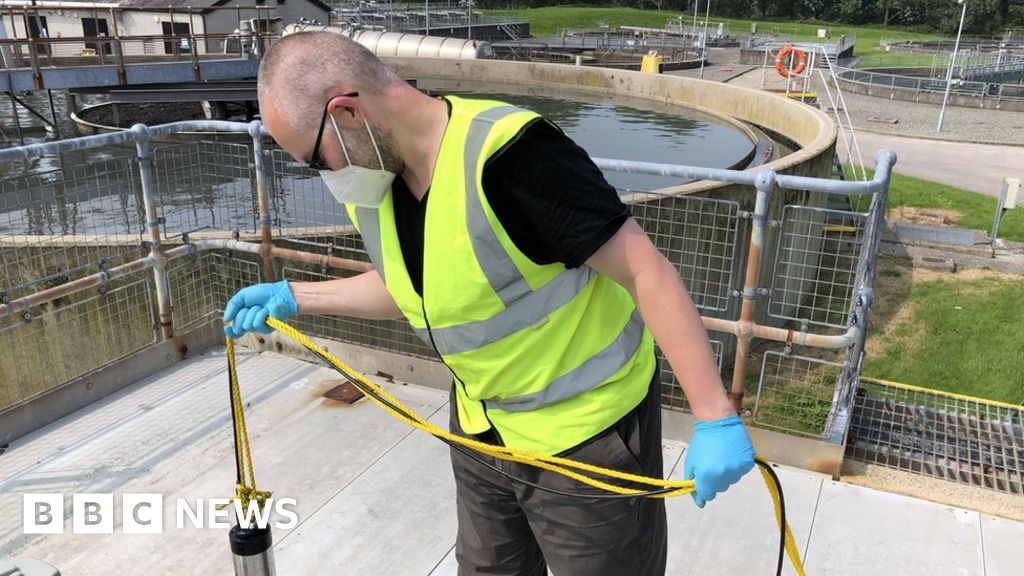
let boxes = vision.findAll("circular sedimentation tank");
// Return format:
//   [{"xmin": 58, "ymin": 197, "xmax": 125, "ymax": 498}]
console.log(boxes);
[{"xmin": 391, "ymin": 58, "xmax": 837, "ymax": 197}]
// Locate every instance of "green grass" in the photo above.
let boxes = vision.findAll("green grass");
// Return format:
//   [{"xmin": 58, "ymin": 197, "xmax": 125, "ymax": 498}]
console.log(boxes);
[
  {"xmin": 863, "ymin": 259, "xmax": 1024, "ymax": 404},
  {"xmin": 490, "ymin": 7, "xmax": 942, "ymax": 56},
  {"xmin": 853, "ymin": 168, "xmax": 1024, "ymax": 243},
  {"xmin": 851, "ymin": 49, "xmax": 1000, "ymax": 70}
]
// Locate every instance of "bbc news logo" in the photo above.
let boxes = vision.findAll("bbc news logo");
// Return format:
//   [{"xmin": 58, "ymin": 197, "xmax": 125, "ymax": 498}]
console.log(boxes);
[{"xmin": 23, "ymin": 494, "xmax": 298, "ymax": 534}]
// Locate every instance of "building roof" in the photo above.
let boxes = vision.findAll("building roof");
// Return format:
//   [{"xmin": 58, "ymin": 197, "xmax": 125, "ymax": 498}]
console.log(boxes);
[
  {"xmin": 119, "ymin": 0, "xmax": 332, "ymax": 13},
  {"xmin": 119, "ymin": 0, "xmax": 222, "ymax": 9}
]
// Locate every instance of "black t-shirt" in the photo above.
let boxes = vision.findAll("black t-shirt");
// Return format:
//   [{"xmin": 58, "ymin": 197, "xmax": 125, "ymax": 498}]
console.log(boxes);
[{"xmin": 392, "ymin": 113, "xmax": 630, "ymax": 296}]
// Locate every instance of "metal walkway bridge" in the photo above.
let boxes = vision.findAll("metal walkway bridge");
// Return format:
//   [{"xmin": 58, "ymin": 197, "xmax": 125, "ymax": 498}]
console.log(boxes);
[{"xmin": 1, "ymin": 31, "xmax": 264, "ymax": 93}]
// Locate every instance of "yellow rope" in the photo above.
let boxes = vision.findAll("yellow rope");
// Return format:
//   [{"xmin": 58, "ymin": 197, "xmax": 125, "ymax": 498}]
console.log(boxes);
[
  {"xmin": 227, "ymin": 317, "xmax": 807, "ymax": 573},
  {"xmin": 225, "ymin": 337, "xmax": 272, "ymax": 513}
]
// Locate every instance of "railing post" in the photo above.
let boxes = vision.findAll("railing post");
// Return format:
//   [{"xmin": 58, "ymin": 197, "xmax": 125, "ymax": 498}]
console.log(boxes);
[
  {"xmin": 21, "ymin": 12, "xmax": 43, "ymax": 90},
  {"xmin": 188, "ymin": 8, "xmax": 201, "ymax": 81},
  {"xmin": 729, "ymin": 169, "xmax": 775, "ymax": 412},
  {"xmin": 250, "ymin": 121, "xmax": 276, "ymax": 283},
  {"xmin": 110, "ymin": 8, "xmax": 127, "ymax": 85},
  {"xmin": 132, "ymin": 124, "xmax": 174, "ymax": 340}
]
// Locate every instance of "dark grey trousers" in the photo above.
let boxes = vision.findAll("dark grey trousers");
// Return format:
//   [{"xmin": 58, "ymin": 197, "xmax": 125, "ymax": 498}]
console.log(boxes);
[{"xmin": 449, "ymin": 373, "xmax": 668, "ymax": 576}]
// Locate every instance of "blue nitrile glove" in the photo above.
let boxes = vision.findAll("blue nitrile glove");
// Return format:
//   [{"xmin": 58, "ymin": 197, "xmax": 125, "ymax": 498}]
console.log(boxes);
[
  {"xmin": 683, "ymin": 415, "xmax": 756, "ymax": 508},
  {"xmin": 222, "ymin": 280, "xmax": 299, "ymax": 339}
]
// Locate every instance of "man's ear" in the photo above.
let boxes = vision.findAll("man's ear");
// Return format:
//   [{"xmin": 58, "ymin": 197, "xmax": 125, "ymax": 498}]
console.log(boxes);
[{"xmin": 326, "ymin": 93, "xmax": 362, "ymax": 126}]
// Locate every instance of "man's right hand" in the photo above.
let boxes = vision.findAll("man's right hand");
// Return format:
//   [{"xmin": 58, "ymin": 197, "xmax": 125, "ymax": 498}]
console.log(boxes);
[{"xmin": 222, "ymin": 280, "xmax": 299, "ymax": 339}]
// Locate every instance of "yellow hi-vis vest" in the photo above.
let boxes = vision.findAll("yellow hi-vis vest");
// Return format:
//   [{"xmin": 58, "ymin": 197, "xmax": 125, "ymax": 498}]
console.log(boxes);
[{"xmin": 346, "ymin": 96, "xmax": 656, "ymax": 454}]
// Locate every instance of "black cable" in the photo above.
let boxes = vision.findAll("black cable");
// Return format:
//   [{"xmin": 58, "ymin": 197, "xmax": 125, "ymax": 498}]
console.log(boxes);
[
  {"xmin": 307, "ymin": 347, "xmax": 790, "ymax": 574},
  {"xmin": 756, "ymin": 460, "xmax": 787, "ymax": 576},
  {"xmin": 227, "ymin": 358, "xmax": 243, "ymax": 486}
]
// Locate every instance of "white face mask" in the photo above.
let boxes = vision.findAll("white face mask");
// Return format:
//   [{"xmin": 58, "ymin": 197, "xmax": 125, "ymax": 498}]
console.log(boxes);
[{"xmin": 319, "ymin": 114, "xmax": 396, "ymax": 208}]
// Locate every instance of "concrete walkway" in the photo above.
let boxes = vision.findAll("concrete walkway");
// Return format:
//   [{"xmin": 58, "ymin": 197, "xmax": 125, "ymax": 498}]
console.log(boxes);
[
  {"xmin": 842, "ymin": 131, "xmax": 1024, "ymax": 197},
  {"xmin": 722, "ymin": 65, "xmax": 1024, "ymax": 196},
  {"xmin": 1, "ymin": 350, "xmax": 1021, "ymax": 575}
]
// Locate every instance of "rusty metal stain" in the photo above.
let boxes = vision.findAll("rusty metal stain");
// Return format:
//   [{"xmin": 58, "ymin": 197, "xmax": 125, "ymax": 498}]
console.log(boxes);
[{"xmin": 322, "ymin": 381, "xmax": 364, "ymax": 405}]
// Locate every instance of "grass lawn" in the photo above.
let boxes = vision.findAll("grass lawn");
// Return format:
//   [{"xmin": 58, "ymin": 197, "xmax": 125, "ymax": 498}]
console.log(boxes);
[
  {"xmin": 863, "ymin": 258, "xmax": 1024, "ymax": 404},
  {"xmin": 852, "ymin": 168, "xmax": 1024, "ymax": 243},
  {"xmin": 490, "ymin": 7, "xmax": 942, "ymax": 57}
]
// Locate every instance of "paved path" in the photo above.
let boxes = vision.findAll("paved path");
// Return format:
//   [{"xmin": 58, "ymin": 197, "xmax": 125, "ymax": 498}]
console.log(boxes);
[
  {"xmin": 721, "ymin": 66, "xmax": 1024, "ymax": 196},
  {"xmin": 842, "ymin": 130, "xmax": 1024, "ymax": 197},
  {"xmin": 3, "ymin": 351, "xmax": 1022, "ymax": 575}
]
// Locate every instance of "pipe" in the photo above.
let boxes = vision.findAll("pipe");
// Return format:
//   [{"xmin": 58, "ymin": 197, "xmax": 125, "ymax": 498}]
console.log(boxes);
[
  {"xmin": 0, "ymin": 255, "xmax": 154, "ymax": 319},
  {"xmin": 268, "ymin": 245, "xmax": 374, "ymax": 274},
  {"xmin": 701, "ymin": 317, "xmax": 859, "ymax": 350},
  {"xmin": 281, "ymin": 23, "xmax": 492, "ymax": 60},
  {"xmin": 728, "ymin": 169, "xmax": 774, "ymax": 412},
  {"xmin": 167, "ymin": 239, "xmax": 373, "ymax": 273},
  {"xmin": 132, "ymin": 124, "xmax": 174, "ymax": 340},
  {"xmin": 250, "ymin": 121, "xmax": 276, "ymax": 283}
]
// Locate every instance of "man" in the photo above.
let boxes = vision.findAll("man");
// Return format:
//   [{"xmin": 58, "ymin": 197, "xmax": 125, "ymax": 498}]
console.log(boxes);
[{"xmin": 224, "ymin": 31, "xmax": 755, "ymax": 576}]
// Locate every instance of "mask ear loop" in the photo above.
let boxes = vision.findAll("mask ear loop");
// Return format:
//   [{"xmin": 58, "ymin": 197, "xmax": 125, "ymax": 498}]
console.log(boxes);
[
  {"xmin": 328, "ymin": 113, "xmax": 354, "ymax": 169},
  {"xmin": 362, "ymin": 117, "xmax": 387, "ymax": 172}
]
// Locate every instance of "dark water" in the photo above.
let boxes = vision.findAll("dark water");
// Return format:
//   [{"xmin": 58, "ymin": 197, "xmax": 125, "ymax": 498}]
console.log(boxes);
[
  {"xmin": 0, "ymin": 90, "xmax": 755, "ymax": 237},
  {"xmin": 456, "ymin": 91, "xmax": 754, "ymax": 191}
]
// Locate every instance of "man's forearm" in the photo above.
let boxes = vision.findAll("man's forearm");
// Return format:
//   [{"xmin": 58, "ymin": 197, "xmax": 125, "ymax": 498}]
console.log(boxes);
[
  {"xmin": 630, "ymin": 254, "xmax": 735, "ymax": 422},
  {"xmin": 289, "ymin": 270, "xmax": 402, "ymax": 320}
]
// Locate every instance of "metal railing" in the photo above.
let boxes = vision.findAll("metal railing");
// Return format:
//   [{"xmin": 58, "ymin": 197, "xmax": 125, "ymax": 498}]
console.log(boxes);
[
  {"xmin": 832, "ymin": 64, "xmax": 1024, "ymax": 103},
  {"xmin": 24, "ymin": 123, "xmax": 1023, "ymax": 492},
  {"xmin": 331, "ymin": 3, "xmax": 527, "ymax": 35},
  {"xmin": 747, "ymin": 33, "xmax": 856, "ymax": 58},
  {"xmin": 0, "ymin": 119, "xmax": 892, "ymax": 444}
]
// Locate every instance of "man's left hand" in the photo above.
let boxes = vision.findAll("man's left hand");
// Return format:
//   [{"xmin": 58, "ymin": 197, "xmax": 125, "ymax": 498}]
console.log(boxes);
[{"xmin": 683, "ymin": 415, "xmax": 756, "ymax": 508}]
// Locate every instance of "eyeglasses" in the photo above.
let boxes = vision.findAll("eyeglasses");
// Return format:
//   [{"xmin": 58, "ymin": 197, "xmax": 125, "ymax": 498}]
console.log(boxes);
[{"xmin": 307, "ymin": 91, "xmax": 359, "ymax": 171}]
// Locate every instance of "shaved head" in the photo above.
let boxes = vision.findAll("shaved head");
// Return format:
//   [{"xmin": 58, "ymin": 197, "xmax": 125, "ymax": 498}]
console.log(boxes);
[{"xmin": 258, "ymin": 31, "xmax": 401, "ymax": 130}]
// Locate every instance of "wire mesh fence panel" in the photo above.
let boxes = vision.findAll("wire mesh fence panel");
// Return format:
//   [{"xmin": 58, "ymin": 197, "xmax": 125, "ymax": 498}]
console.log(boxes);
[
  {"xmin": 155, "ymin": 141, "xmax": 255, "ymax": 239},
  {"xmin": 657, "ymin": 337, "xmax": 725, "ymax": 412},
  {"xmin": 752, "ymin": 351, "xmax": 843, "ymax": 438},
  {"xmin": 167, "ymin": 252, "xmax": 262, "ymax": 332},
  {"xmin": 0, "ymin": 156, "xmax": 146, "ymax": 304},
  {"xmin": 768, "ymin": 206, "xmax": 867, "ymax": 329},
  {"xmin": 631, "ymin": 193, "xmax": 740, "ymax": 313},
  {"xmin": 848, "ymin": 380, "xmax": 1024, "ymax": 495},
  {"xmin": 281, "ymin": 266, "xmax": 436, "ymax": 360},
  {"xmin": 0, "ymin": 277, "xmax": 156, "ymax": 411},
  {"xmin": 267, "ymin": 149, "xmax": 354, "ymax": 250}
]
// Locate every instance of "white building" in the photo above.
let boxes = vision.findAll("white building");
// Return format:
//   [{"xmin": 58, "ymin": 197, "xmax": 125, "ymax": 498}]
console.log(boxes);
[{"xmin": 0, "ymin": 1, "xmax": 328, "ymax": 60}]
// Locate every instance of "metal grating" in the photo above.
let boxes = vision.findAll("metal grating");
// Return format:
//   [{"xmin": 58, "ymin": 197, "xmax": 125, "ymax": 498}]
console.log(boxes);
[
  {"xmin": 268, "ymin": 148, "xmax": 353, "ymax": 248},
  {"xmin": 848, "ymin": 379, "xmax": 1024, "ymax": 495},
  {"xmin": 769, "ymin": 206, "xmax": 867, "ymax": 329},
  {"xmin": 0, "ymin": 157, "xmax": 146, "ymax": 303},
  {"xmin": 280, "ymin": 267, "xmax": 436, "ymax": 360},
  {"xmin": 167, "ymin": 252, "xmax": 262, "ymax": 332},
  {"xmin": 752, "ymin": 351, "xmax": 843, "ymax": 438},
  {"xmin": 631, "ymin": 193, "xmax": 740, "ymax": 312},
  {"xmin": 0, "ymin": 278, "xmax": 156, "ymax": 411},
  {"xmin": 155, "ymin": 141, "xmax": 255, "ymax": 238},
  {"xmin": 657, "ymin": 337, "xmax": 725, "ymax": 412}
]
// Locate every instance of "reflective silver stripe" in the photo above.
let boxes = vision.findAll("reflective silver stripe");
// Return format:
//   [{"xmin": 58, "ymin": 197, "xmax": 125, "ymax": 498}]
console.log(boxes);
[
  {"xmin": 486, "ymin": 310, "xmax": 646, "ymax": 412},
  {"xmin": 355, "ymin": 206, "xmax": 384, "ymax": 282},
  {"xmin": 464, "ymin": 105, "xmax": 533, "ymax": 307},
  {"xmin": 412, "ymin": 326, "xmax": 431, "ymax": 345},
  {"xmin": 429, "ymin": 266, "xmax": 595, "ymax": 356}
]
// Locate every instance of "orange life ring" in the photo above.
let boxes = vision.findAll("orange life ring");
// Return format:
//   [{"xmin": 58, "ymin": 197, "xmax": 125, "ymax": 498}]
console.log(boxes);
[{"xmin": 775, "ymin": 45, "xmax": 807, "ymax": 77}]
